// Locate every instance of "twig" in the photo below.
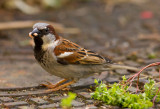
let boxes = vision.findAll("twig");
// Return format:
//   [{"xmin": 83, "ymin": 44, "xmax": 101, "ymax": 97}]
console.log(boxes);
[
  {"xmin": 152, "ymin": 69, "xmax": 160, "ymax": 105},
  {"xmin": 126, "ymin": 62, "xmax": 160, "ymax": 89},
  {"xmin": 123, "ymin": 62, "xmax": 160, "ymax": 105},
  {"xmin": 0, "ymin": 20, "xmax": 80, "ymax": 34},
  {"xmin": 152, "ymin": 88, "xmax": 160, "ymax": 106}
]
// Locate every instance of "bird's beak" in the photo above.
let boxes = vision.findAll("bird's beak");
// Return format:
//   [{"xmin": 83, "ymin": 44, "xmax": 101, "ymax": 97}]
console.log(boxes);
[{"xmin": 29, "ymin": 28, "xmax": 39, "ymax": 38}]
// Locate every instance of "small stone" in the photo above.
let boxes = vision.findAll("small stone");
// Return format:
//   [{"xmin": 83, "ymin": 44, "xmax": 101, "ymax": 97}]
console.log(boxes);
[
  {"xmin": 113, "ymin": 106, "xmax": 121, "ymax": 109},
  {"xmin": 106, "ymin": 77, "xmax": 119, "ymax": 83},
  {"xmin": 145, "ymin": 59, "xmax": 160, "ymax": 64},
  {"xmin": 102, "ymin": 104, "xmax": 119, "ymax": 109},
  {"xmin": 3, "ymin": 101, "xmax": 28, "ymax": 107},
  {"xmin": 75, "ymin": 107, "xmax": 87, "ymax": 109},
  {"xmin": 30, "ymin": 97, "xmax": 48, "ymax": 105},
  {"xmin": 156, "ymin": 104, "xmax": 160, "ymax": 108},
  {"xmin": 98, "ymin": 71, "xmax": 109, "ymax": 80},
  {"xmin": 124, "ymin": 61, "xmax": 140, "ymax": 67},
  {"xmin": 50, "ymin": 96, "xmax": 65, "ymax": 102},
  {"xmin": 115, "ymin": 69, "xmax": 128, "ymax": 75},
  {"xmin": 155, "ymin": 78, "xmax": 160, "ymax": 82},
  {"xmin": 0, "ymin": 97, "xmax": 14, "ymax": 102},
  {"xmin": 128, "ymin": 86, "xmax": 137, "ymax": 93},
  {"xmin": 139, "ymin": 79, "xmax": 149, "ymax": 84},
  {"xmin": 86, "ymin": 105, "xmax": 98, "ymax": 109},
  {"xmin": 72, "ymin": 100, "xmax": 85, "ymax": 107},
  {"xmin": 38, "ymin": 103, "xmax": 59, "ymax": 109},
  {"xmin": 18, "ymin": 105, "xmax": 35, "ymax": 109},
  {"xmin": 147, "ymin": 70, "xmax": 159, "ymax": 77},
  {"xmin": 86, "ymin": 100, "xmax": 94, "ymax": 104},
  {"xmin": 78, "ymin": 92, "xmax": 91, "ymax": 99}
]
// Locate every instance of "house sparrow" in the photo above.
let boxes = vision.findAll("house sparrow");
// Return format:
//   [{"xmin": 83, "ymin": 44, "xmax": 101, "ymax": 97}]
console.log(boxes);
[{"xmin": 29, "ymin": 23, "xmax": 138, "ymax": 91}]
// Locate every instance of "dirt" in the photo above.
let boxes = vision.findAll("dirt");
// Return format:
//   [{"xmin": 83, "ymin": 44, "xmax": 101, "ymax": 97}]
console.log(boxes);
[{"xmin": 0, "ymin": 0, "xmax": 160, "ymax": 89}]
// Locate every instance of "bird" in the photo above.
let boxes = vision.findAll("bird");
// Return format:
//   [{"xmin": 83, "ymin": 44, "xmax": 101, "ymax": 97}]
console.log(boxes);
[{"xmin": 29, "ymin": 23, "xmax": 139, "ymax": 92}]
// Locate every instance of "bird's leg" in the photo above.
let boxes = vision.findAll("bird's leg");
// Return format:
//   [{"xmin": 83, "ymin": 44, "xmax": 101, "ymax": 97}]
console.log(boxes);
[
  {"xmin": 41, "ymin": 79, "xmax": 68, "ymax": 89},
  {"xmin": 46, "ymin": 80, "xmax": 76, "ymax": 92}
]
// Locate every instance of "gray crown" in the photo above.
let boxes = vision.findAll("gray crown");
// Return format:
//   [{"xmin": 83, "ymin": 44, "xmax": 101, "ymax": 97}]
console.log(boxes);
[{"xmin": 33, "ymin": 23, "xmax": 49, "ymax": 30}]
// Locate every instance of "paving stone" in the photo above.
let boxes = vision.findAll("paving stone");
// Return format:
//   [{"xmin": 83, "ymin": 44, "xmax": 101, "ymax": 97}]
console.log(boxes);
[
  {"xmin": 86, "ymin": 100, "xmax": 94, "ymax": 104},
  {"xmin": 98, "ymin": 71, "xmax": 109, "ymax": 80},
  {"xmin": 30, "ymin": 97, "xmax": 48, "ymax": 105},
  {"xmin": 145, "ymin": 59, "xmax": 160, "ymax": 64},
  {"xmin": 0, "ymin": 97, "xmax": 14, "ymax": 102},
  {"xmin": 18, "ymin": 105, "xmax": 35, "ymax": 109},
  {"xmin": 147, "ymin": 70, "xmax": 159, "ymax": 77},
  {"xmin": 75, "ymin": 107, "xmax": 87, "ymax": 109},
  {"xmin": 86, "ymin": 105, "xmax": 98, "ymax": 109},
  {"xmin": 106, "ymin": 77, "xmax": 119, "ymax": 83},
  {"xmin": 102, "ymin": 105, "xmax": 120, "ymax": 109},
  {"xmin": 111, "ymin": 106, "xmax": 120, "ymax": 109},
  {"xmin": 157, "ymin": 104, "xmax": 160, "ymax": 108},
  {"xmin": 72, "ymin": 100, "xmax": 85, "ymax": 107},
  {"xmin": 124, "ymin": 61, "xmax": 140, "ymax": 67},
  {"xmin": 50, "ymin": 96, "xmax": 65, "ymax": 102},
  {"xmin": 3, "ymin": 101, "xmax": 28, "ymax": 107},
  {"xmin": 128, "ymin": 86, "xmax": 137, "ymax": 93},
  {"xmin": 115, "ymin": 69, "xmax": 128, "ymax": 75},
  {"xmin": 3, "ymin": 107, "xmax": 16, "ymax": 109},
  {"xmin": 155, "ymin": 78, "xmax": 160, "ymax": 82},
  {"xmin": 38, "ymin": 103, "xmax": 59, "ymax": 109},
  {"xmin": 139, "ymin": 79, "xmax": 149, "ymax": 84},
  {"xmin": 78, "ymin": 92, "xmax": 91, "ymax": 99}
]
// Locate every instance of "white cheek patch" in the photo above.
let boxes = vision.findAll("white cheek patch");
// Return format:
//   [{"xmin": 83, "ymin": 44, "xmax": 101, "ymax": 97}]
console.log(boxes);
[
  {"xmin": 42, "ymin": 34, "xmax": 56, "ymax": 44},
  {"xmin": 42, "ymin": 39, "xmax": 59, "ymax": 50},
  {"xmin": 57, "ymin": 52, "xmax": 74, "ymax": 58}
]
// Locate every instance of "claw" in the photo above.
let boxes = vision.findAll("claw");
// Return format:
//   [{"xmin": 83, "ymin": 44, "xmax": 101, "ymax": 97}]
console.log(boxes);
[
  {"xmin": 46, "ymin": 80, "xmax": 75, "ymax": 92},
  {"xmin": 41, "ymin": 83, "xmax": 56, "ymax": 89},
  {"xmin": 41, "ymin": 79, "xmax": 75, "ymax": 92}
]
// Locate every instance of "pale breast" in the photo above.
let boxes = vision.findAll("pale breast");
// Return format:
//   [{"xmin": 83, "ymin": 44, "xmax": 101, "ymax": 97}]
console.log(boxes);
[
  {"xmin": 36, "ymin": 49, "xmax": 57, "ymax": 69},
  {"xmin": 34, "ymin": 49, "xmax": 103, "ymax": 80}
]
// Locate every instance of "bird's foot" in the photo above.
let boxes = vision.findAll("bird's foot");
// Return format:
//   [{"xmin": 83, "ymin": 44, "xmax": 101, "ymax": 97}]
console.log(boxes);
[
  {"xmin": 41, "ymin": 79, "xmax": 68, "ymax": 89},
  {"xmin": 41, "ymin": 82, "xmax": 57, "ymax": 89},
  {"xmin": 45, "ymin": 80, "xmax": 76, "ymax": 92}
]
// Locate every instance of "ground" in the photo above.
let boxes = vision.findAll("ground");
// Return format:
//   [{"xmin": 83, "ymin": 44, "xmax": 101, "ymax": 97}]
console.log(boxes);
[{"xmin": 0, "ymin": 0, "xmax": 160, "ymax": 108}]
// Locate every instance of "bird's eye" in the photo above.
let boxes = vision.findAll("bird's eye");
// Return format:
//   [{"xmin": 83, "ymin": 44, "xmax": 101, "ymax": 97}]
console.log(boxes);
[
  {"xmin": 41, "ymin": 28, "xmax": 49, "ymax": 35},
  {"xmin": 45, "ymin": 28, "xmax": 49, "ymax": 32}
]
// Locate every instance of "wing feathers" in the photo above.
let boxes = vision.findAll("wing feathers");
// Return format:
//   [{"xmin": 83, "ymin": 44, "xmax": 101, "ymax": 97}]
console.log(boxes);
[
  {"xmin": 57, "ymin": 52, "xmax": 74, "ymax": 58},
  {"xmin": 54, "ymin": 38, "xmax": 108, "ymax": 65}
]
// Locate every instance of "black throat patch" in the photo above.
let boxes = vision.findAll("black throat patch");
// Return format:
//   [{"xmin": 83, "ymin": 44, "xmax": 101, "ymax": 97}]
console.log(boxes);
[
  {"xmin": 33, "ymin": 37, "xmax": 43, "ymax": 52},
  {"xmin": 33, "ymin": 37, "xmax": 45, "ymax": 62}
]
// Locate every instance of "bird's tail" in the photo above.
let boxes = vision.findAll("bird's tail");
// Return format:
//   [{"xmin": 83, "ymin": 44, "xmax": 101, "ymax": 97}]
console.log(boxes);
[{"xmin": 104, "ymin": 64, "xmax": 139, "ymax": 72}]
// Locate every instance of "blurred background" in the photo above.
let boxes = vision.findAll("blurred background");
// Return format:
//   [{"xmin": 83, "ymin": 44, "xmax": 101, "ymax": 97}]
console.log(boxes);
[{"xmin": 0, "ymin": 0, "xmax": 160, "ymax": 88}]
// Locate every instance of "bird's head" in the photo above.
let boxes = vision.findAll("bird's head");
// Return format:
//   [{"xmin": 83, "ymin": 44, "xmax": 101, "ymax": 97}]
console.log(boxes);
[{"xmin": 29, "ymin": 23, "xmax": 59, "ymax": 46}]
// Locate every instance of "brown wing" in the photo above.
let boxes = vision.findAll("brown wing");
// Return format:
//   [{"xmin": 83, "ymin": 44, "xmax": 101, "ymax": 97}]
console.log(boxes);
[{"xmin": 54, "ymin": 38, "xmax": 109, "ymax": 65}]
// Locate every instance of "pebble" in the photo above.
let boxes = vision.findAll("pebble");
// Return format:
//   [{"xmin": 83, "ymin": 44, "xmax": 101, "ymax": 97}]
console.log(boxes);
[
  {"xmin": 86, "ymin": 105, "xmax": 98, "ymax": 109},
  {"xmin": 30, "ymin": 97, "xmax": 48, "ymax": 105},
  {"xmin": 72, "ymin": 100, "xmax": 85, "ymax": 107},
  {"xmin": 3, "ymin": 101, "xmax": 28, "ymax": 107},
  {"xmin": 105, "ymin": 76, "xmax": 119, "ymax": 83},
  {"xmin": 115, "ymin": 69, "xmax": 128, "ymax": 75},
  {"xmin": 50, "ymin": 96, "xmax": 66, "ymax": 102},
  {"xmin": 128, "ymin": 86, "xmax": 137, "ymax": 93},
  {"xmin": 38, "ymin": 103, "xmax": 59, "ymax": 109},
  {"xmin": 78, "ymin": 92, "xmax": 91, "ymax": 99},
  {"xmin": 0, "ymin": 97, "xmax": 14, "ymax": 102}
]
